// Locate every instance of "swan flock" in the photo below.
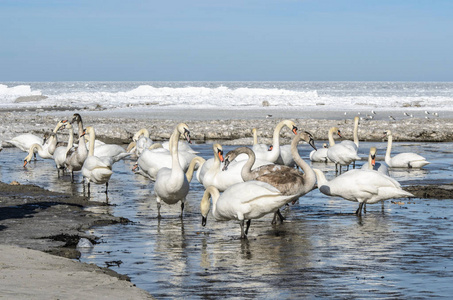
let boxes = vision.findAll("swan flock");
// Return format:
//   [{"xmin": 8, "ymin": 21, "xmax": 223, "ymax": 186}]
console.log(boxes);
[{"xmin": 8, "ymin": 115, "xmax": 429, "ymax": 239}]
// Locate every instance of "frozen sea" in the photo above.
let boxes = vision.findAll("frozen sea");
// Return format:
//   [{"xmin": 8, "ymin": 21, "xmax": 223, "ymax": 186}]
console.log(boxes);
[{"xmin": 1, "ymin": 81, "xmax": 453, "ymax": 114}]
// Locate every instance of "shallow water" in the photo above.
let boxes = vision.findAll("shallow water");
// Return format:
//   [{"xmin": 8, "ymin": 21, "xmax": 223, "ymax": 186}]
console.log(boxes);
[{"xmin": 1, "ymin": 141, "xmax": 453, "ymax": 299}]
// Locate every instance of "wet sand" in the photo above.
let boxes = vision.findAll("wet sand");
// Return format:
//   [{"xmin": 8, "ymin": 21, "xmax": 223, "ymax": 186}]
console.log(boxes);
[{"xmin": 1, "ymin": 107, "xmax": 453, "ymax": 298}]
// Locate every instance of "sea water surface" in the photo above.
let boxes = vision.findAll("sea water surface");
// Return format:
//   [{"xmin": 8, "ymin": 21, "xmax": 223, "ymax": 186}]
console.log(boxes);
[
  {"xmin": 1, "ymin": 81, "xmax": 453, "ymax": 113},
  {"xmin": 1, "ymin": 141, "xmax": 452, "ymax": 299}
]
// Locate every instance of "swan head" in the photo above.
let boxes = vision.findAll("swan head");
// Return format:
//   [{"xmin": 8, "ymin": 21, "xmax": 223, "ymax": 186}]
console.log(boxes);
[
  {"xmin": 323, "ymin": 143, "xmax": 328, "ymax": 149},
  {"xmin": 132, "ymin": 163, "xmax": 140, "ymax": 173},
  {"xmin": 200, "ymin": 189, "xmax": 212, "ymax": 227},
  {"xmin": 369, "ymin": 147, "xmax": 377, "ymax": 166},
  {"xmin": 177, "ymin": 123, "xmax": 191, "ymax": 144},
  {"xmin": 280, "ymin": 120, "xmax": 298, "ymax": 135},
  {"xmin": 70, "ymin": 113, "xmax": 82, "ymax": 124},
  {"xmin": 299, "ymin": 131, "xmax": 317, "ymax": 151},
  {"xmin": 268, "ymin": 145, "xmax": 273, "ymax": 151},
  {"xmin": 213, "ymin": 144, "xmax": 224, "ymax": 163},
  {"xmin": 222, "ymin": 146, "xmax": 252, "ymax": 171},
  {"xmin": 329, "ymin": 127, "xmax": 341, "ymax": 138},
  {"xmin": 383, "ymin": 130, "xmax": 392, "ymax": 138}
]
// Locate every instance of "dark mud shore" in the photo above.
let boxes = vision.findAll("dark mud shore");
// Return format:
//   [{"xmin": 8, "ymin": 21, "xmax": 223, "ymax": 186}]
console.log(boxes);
[{"xmin": 0, "ymin": 181, "xmax": 132, "ymax": 280}]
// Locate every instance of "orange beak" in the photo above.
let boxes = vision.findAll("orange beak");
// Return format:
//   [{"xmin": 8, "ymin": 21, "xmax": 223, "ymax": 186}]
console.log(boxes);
[
  {"xmin": 292, "ymin": 126, "xmax": 298, "ymax": 135},
  {"xmin": 23, "ymin": 160, "xmax": 28, "ymax": 168},
  {"xmin": 371, "ymin": 155, "xmax": 376, "ymax": 166},
  {"xmin": 218, "ymin": 151, "xmax": 224, "ymax": 162}
]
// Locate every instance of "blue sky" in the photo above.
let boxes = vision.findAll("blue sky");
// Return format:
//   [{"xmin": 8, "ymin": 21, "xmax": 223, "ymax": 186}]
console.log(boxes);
[{"xmin": 1, "ymin": 0, "xmax": 452, "ymax": 81}]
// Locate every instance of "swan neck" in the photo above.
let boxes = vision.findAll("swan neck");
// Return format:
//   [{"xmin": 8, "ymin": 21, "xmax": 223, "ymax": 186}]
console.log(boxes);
[
  {"xmin": 252, "ymin": 129, "xmax": 258, "ymax": 145},
  {"xmin": 328, "ymin": 128, "xmax": 336, "ymax": 146},
  {"xmin": 170, "ymin": 126, "xmax": 183, "ymax": 173},
  {"xmin": 292, "ymin": 135, "xmax": 316, "ymax": 188},
  {"xmin": 186, "ymin": 156, "xmax": 205, "ymax": 182},
  {"xmin": 66, "ymin": 127, "xmax": 74, "ymax": 153},
  {"xmin": 385, "ymin": 134, "xmax": 393, "ymax": 162},
  {"xmin": 313, "ymin": 169, "xmax": 328, "ymax": 186},
  {"xmin": 241, "ymin": 148, "xmax": 256, "ymax": 182},
  {"xmin": 353, "ymin": 118, "xmax": 359, "ymax": 147},
  {"xmin": 88, "ymin": 128, "xmax": 96, "ymax": 156},
  {"xmin": 201, "ymin": 186, "xmax": 220, "ymax": 218},
  {"xmin": 27, "ymin": 143, "xmax": 43, "ymax": 159}
]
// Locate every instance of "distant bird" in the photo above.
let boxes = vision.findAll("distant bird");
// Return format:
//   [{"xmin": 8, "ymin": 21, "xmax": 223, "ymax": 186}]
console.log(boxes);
[
  {"xmin": 389, "ymin": 116, "xmax": 396, "ymax": 121},
  {"xmin": 425, "ymin": 111, "xmax": 430, "ymax": 115},
  {"xmin": 403, "ymin": 112, "xmax": 414, "ymax": 118},
  {"xmin": 433, "ymin": 112, "xmax": 439, "ymax": 117},
  {"xmin": 266, "ymin": 114, "xmax": 273, "ymax": 118},
  {"xmin": 371, "ymin": 110, "xmax": 376, "ymax": 115}
]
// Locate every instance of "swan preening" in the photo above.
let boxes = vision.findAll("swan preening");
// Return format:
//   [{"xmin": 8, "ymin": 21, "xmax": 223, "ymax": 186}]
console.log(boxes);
[{"xmin": 384, "ymin": 130, "xmax": 430, "ymax": 169}]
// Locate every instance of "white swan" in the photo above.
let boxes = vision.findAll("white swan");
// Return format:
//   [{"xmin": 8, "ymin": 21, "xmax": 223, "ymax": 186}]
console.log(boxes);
[
  {"xmin": 136, "ymin": 141, "xmax": 195, "ymax": 181},
  {"xmin": 196, "ymin": 143, "xmax": 224, "ymax": 185},
  {"xmin": 153, "ymin": 123, "xmax": 192, "ymax": 218},
  {"xmin": 81, "ymin": 126, "xmax": 114, "ymax": 200},
  {"xmin": 53, "ymin": 122, "xmax": 74, "ymax": 177},
  {"xmin": 361, "ymin": 147, "xmax": 389, "ymax": 176},
  {"xmin": 384, "ymin": 130, "xmax": 430, "ymax": 168},
  {"xmin": 326, "ymin": 127, "xmax": 361, "ymax": 174},
  {"xmin": 64, "ymin": 113, "xmax": 88, "ymax": 182},
  {"xmin": 313, "ymin": 168, "xmax": 414, "ymax": 216},
  {"xmin": 310, "ymin": 143, "xmax": 330, "ymax": 163},
  {"xmin": 200, "ymin": 182, "xmax": 302, "ymax": 239},
  {"xmin": 223, "ymin": 131, "xmax": 317, "ymax": 223},
  {"xmin": 252, "ymin": 120, "xmax": 298, "ymax": 163}
]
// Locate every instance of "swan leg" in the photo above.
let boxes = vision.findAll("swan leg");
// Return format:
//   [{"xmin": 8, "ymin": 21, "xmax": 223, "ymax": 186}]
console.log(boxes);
[
  {"xmin": 355, "ymin": 202, "xmax": 364, "ymax": 216},
  {"xmin": 105, "ymin": 182, "xmax": 109, "ymax": 204},
  {"xmin": 245, "ymin": 220, "xmax": 251, "ymax": 236},
  {"xmin": 180, "ymin": 201, "xmax": 185, "ymax": 218},
  {"xmin": 363, "ymin": 202, "xmax": 367, "ymax": 214},
  {"xmin": 240, "ymin": 220, "xmax": 247, "ymax": 239},
  {"xmin": 271, "ymin": 210, "xmax": 285, "ymax": 225},
  {"xmin": 157, "ymin": 200, "xmax": 162, "ymax": 219},
  {"xmin": 381, "ymin": 201, "xmax": 385, "ymax": 212},
  {"xmin": 70, "ymin": 171, "xmax": 75, "ymax": 183},
  {"xmin": 87, "ymin": 181, "xmax": 91, "ymax": 198}
]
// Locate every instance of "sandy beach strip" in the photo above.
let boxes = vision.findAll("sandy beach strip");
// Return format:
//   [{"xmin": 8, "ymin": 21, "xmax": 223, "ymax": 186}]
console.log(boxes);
[{"xmin": 0, "ymin": 244, "xmax": 154, "ymax": 299}]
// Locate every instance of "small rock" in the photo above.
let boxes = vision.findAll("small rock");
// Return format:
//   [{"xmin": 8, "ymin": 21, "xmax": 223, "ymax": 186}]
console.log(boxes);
[{"xmin": 10, "ymin": 181, "xmax": 20, "ymax": 186}]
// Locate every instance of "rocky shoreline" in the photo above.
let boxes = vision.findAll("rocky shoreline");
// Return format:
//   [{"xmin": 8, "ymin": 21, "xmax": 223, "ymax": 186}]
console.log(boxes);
[{"xmin": 1, "ymin": 109, "xmax": 453, "ymax": 146}]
